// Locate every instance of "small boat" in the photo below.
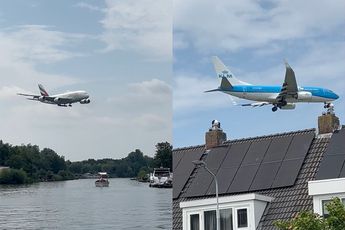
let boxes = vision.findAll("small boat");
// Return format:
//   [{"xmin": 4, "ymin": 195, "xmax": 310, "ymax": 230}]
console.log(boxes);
[
  {"xmin": 95, "ymin": 172, "xmax": 109, "ymax": 187},
  {"xmin": 149, "ymin": 167, "xmax": 173, "ymax": 188}
]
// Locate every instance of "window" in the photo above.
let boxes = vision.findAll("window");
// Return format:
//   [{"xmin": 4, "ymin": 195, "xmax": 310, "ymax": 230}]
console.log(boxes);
[
  {"xmin": 322, "ymin": 200, "xmax": 331, "ymax": 217},
  {"xmin": 190, "ymin": 214, "xmax": 199, "ymax": 230},
  {"xmin": 237, "ymin": 209, "xmax": 248, "ymax": 228},
  {"xmin": 181, "ymin": 193, "xmax": 272, "ymax": 230},
  {"xmin": 204, "ymin": 210, "xmax": 216, "ymax": 230},
  {"xmin": 220, "ymin": 208, "xmax": 233, "ymax": 230},
  {"xmin": 322, "ymin": 198, "xmax": 345, "ymax": 217}
]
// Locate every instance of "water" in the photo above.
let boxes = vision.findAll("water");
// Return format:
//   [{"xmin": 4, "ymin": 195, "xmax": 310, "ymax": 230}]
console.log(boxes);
[{"xmin": 0, "ymin": 179, "xmax": 172, "ymax": 230}]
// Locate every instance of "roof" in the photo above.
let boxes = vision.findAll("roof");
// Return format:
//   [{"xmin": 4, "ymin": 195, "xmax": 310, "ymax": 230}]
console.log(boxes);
[{"xmin": 172, "ymin": 127, "xmax": 345, "ymax": 230}]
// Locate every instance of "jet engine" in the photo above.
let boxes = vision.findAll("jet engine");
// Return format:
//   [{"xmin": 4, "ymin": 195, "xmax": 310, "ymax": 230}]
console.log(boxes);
[
  {"xmin": 38, "ymin": 96, "xmax": 45, "ymax": 101},
  {"xmin": 297, "ymin": 91, "xmax": 312, "ymax": 100},
  {"xmin": 54, "ymin": 98, "xmax": 60, "ymax": 103},
  {"xmin": 280, "ymin": 103, "xmax": 296, "ymax": 110},
  {"xmin": 80, "ymin": 99, "xmax": 90, "ymax": 104}
]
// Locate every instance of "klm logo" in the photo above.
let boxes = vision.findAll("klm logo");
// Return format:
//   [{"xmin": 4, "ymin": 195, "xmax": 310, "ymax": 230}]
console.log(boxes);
[{"xmin": 218, "ymin": 70, "xmax": 232, "ymax": 78}]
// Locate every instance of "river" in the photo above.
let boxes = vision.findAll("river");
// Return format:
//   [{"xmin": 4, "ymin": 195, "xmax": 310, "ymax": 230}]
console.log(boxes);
[{"xmin": 0, "ymin": 178, "xmax": 172, "ymax": 230}]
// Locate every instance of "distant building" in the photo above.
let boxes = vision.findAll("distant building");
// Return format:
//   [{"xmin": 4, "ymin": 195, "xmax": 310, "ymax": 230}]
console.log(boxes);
[{"xmin": 172, "ymin": 113, "xmax": 344, "ymax": 230}]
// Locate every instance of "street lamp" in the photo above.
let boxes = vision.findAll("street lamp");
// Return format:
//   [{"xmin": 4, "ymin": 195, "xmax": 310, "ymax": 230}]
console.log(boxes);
[{"xmin": 192, "ymin": 160, "xmax": 220, "ymax": 230}]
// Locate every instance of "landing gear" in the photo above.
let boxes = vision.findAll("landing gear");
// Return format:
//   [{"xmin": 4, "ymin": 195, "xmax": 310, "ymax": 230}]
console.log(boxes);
[
  {"xmin": 280, "ymin": 101, "xmax": 287, "ymax": 106},
  {"xmin": 272, "ymin": 106, "xmax": 278, "ymax": 112},
  {"xmin": 68, "ymin": 104, "xmax": 72, "ymax": 107}
]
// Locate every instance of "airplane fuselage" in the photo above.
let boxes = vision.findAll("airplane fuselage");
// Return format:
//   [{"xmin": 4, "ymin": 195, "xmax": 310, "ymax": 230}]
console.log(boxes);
[
  {"xmin": 41, "ymin": 91, "xmax": 89, "ymax": 104},
  {"xmin": 221, "ymin": 85, "xmax": 339, "ymax": 103}
]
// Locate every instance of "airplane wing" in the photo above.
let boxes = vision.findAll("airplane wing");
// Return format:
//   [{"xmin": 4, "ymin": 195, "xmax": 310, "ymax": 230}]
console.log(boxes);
[
  {"xmin": 241, "ymin": 102, "xmax": 271, "ymax": 107},
  {"xmin": 17, "ymin": 93, "xmax": 40, "ymax": 98},
  {"xmin": 276, "ymin": 61, "xmax": 298, "ymax": 102},
  {"xmin": 17, "ymin": 93, "xmax": 72, "ymax": 105}
]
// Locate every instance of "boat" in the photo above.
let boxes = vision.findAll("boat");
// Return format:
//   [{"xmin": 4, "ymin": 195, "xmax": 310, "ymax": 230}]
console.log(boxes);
[
  {"xmin": 95, "ymin": 172, "xmax": 109, "ymax": 187},
  {"xmin": 149, "ymin": 167, "xmax": 173, "ymax": 188}
]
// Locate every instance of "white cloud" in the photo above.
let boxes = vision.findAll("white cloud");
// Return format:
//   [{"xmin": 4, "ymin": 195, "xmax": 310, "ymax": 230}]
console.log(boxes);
[
  {"xmin": 174, "ymin": 0, "xmax": 345, "ymax": 53},
  {"xmin": 0, "ymin": 25, "xmax": 84, "ymax": 92},
  {"xmin": 100, "ymin": 0, "xmax": 172, "ymax": 59},
  {"xmin": 75, "ymin": 2, "xmax": 104, "ymax": 12},
  {"xmin": 0, "ymin": 25, "xmax": 86, "ymax": 64},
  {"xmin": 108, "ymin": 78, "xmax": 172, "ymax": 113}
]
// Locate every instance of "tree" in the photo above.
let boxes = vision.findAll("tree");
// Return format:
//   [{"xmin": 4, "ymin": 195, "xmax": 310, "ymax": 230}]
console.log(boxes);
[
  {"xmin": 275, "ymin": 197, "xmax": 345, "ymax": 230},
  {"xmin": 153, "ymin": 142, "xmax": 172, "ymax": 169},
  {"xmin": 0, "ymin": 168, "xmax": 28, "ymax": 184}
]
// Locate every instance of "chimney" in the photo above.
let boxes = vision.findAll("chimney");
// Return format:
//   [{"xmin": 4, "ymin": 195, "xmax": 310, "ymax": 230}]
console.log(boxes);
[
  {"xmin": 205, "ymin": 120, "xmax": 227, "ymax": 150},
  {"xmin": 318, "ymin": 104, "xmax": 340, "ymax": 134}
]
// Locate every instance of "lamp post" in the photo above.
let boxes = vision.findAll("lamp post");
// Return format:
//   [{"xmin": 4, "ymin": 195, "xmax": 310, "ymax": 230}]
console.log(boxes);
[{"xmin": 192, "ymin": 160, "xmax": 220, "ymax": 230}]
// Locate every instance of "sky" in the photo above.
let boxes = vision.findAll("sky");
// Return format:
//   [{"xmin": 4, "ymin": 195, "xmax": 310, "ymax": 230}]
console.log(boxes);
[
  {"xmin": 0, "ymin": 0, "xmax": 172, "ymax": 161},
  {"xmin": 173, "ymin": 0, "xmax": 345, "ymax": 148}
]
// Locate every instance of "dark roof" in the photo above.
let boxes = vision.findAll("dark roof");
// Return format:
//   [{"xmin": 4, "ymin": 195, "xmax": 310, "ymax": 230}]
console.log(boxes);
[
  {"xmin": 315, "ymin": 128, "xmax": 345, "ymax": 180},
  {"xmin": 172, "ymin": 128, "xmax": 343, "ymax": 230}
]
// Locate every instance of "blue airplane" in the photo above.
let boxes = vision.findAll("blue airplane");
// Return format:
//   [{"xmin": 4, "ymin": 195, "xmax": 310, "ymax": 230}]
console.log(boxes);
[{"xmin": 206, "ymin": 56, "xmax": 339, "ymax": 112}]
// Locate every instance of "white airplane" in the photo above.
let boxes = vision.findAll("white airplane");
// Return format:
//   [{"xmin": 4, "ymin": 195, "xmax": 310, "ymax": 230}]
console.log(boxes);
[
  {"xmin": 206, "ymin": 56, "xmax": 339, "ymax": 112},
  {"xmin": 18, "ymin": 84, "xmax": 90, "ymax": 107}
]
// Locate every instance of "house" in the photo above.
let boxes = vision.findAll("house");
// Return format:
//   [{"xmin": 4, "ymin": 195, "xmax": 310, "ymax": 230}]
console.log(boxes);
[{"xmin": 172, "ymin": 113, "xmax": 344, "ymax": 230}]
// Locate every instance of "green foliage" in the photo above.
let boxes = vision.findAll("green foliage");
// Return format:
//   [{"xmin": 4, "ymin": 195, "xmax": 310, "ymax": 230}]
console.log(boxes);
[
  {"xmin": 137, "ymin": 168, "xmax": 149, "ymax": 181},
  {"xmin": 0, "ymin": 139, "xmax": 166, "ymax": 183},
  {"xmin": 0, "ymin": 141, "xmax": 67, "ymax": 183},
  {"xmin": 153, "ymin": 142, "xmax": 172, "ymax": 169},
  {"xmin": 68, "ymin": 149, "xmax": 154, "ymax": 178},
  {"xmin": 0, "ymin": 168, "xmax": 28, "ymax": 184},
  {"xmin": 325, "ymin": 197, "xmax": 345, "ymax": 230},
  {"xmin": 274, "ymin": 197, "xmax": 345, "ymax": 230}
]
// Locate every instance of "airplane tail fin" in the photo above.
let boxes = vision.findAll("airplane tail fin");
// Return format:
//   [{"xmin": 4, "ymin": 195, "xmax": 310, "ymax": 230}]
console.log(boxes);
[
  {"xmin": 38, "ymin": 84, "xmax": 49, "ymax": 96},
  {"xmin": 211, "ymin": 56, "xmax": 251, "ymax": 86}
]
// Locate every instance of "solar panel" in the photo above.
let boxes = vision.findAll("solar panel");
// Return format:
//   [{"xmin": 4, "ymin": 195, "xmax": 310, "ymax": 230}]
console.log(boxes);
[
  {"xmin": 284, "ymin": 132, "xmax": 314, "ymax": 160},
  {"xmin": 180, "ymin": 131, "xmax": 315, "ymax": 198},
  {"xmin": 173, "ymin": 150, "xmax": 185, "ymax": 170},
  {"xmin": 340, "ymin": 164, "xmax": 345, "ymax": 178},
  {"xmin": 315, "ymin": 155, "xmax": 345, "ymax": 180},
  {"xmin": 324, "ymin": 129, "xmax": 345, "ymax": 156},
  {"xmin": 184, "ymin": 169, "xmax": 214, "ymax": 197},
  {"xmin": 207, "ymin": 166, "xmax": 239, "ymax": 195},
  {"xmin": 204, "ymin": 146, "xmax": 229, "ymax": 169},
  {"xmin": 173, "ymin": 148, "xmax": 204, "ymax": 199},
  {"xmin": 222, "ymin": 142, "xmax": 251, "ymax": 167},
  {"xmin": 272, "ymin": 159, "xmax": 304, "ymax": 188},
  {"xmin": 242, "ymin": 139, "xmax": 271, "ymax": 165},
  {"xmin": 250, "ymin": 162, "xmax": 281, "ymax": 191},
  {"xmin": 262, "ymin": 136, "xmax": 293, "ymax": 163},
  {"xmin": 228, "ymin": 164, "xmax": 260, "ymax": 193},
  {"xmin": 315, "ymin": 129, "xmax": 345, "ymax": 180}
]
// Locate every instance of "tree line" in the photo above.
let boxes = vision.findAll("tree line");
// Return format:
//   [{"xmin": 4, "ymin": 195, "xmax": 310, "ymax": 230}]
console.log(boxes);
[{"xmin": 0, "ymin": 140, "xmax": 172, "ymax": 184}]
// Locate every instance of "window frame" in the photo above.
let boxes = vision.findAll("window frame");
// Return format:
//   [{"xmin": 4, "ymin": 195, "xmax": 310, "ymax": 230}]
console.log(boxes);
[
  {"xmin": 235, "ymin": 208, "xmax": 248, "ymax": 229},
  {"xmin": 185, "ymin": 205, "xmax": 250, "ymax": 230},
  {"xmin": 181, "ymin": 193, "xmax": 272, "ymax": 230},
  {"xmin": 319, "ymin": 195, "xmax": 345, "ymax": 217}
]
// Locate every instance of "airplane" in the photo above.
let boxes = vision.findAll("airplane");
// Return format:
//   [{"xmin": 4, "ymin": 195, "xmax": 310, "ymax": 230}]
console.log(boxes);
[
  {"xmin": 17, "ymin": 84, "xmax": 90, "ymax": 107},
  {"xmin": 206, "ymin": 56, "xmax": 339, "ymax": 112}
]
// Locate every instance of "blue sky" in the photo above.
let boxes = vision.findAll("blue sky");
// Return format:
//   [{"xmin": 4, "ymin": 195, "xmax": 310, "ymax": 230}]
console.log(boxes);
[
  {"xmin": 0, "ymin": 0, "xmax": 172, "ymax": 160},
  {"xmin": 173, "ymin": 0, "xmax": 345, "ymax": 148}
]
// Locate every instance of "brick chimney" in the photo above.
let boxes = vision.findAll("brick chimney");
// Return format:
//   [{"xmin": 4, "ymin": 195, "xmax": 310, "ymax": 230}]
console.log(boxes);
[
  {"xmin": 318, "ymin": 103, "xmax": 340, "ymax": 134},
  {"xmin": 205, "ymin": 120, "xmax": 227, "ymax": 150}
]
